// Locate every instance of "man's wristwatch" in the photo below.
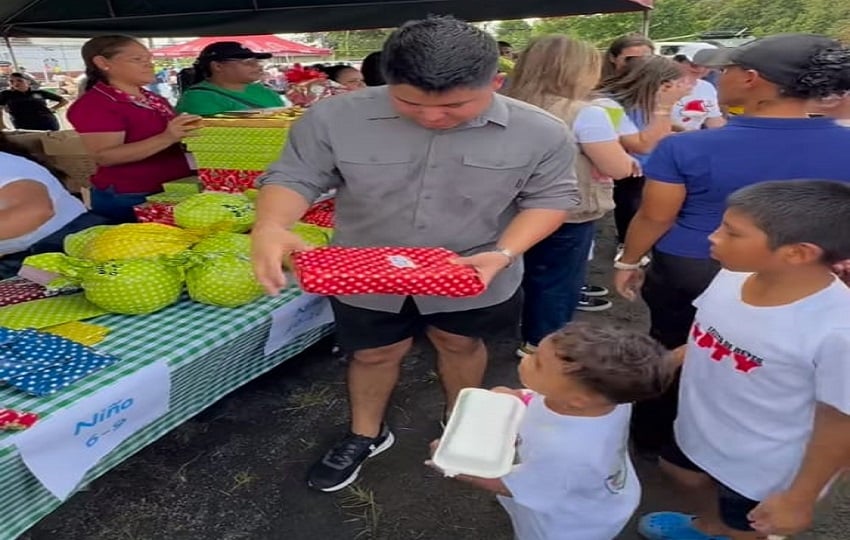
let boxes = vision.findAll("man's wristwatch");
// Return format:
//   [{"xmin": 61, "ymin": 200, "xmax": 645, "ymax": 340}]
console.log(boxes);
[{"xmin": 493, "ymin": 247, "xmax": 517, "ymax": 267}]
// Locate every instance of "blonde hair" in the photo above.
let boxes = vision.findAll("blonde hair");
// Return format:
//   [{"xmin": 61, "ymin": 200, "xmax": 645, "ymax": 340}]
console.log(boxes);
[
  {"xmin": 507, "ymin": 35, "xmax": 602, "ymax": 109},
  {"xmin": 596, "ymin": 55, "xmax": 682, "ymax": 123}
]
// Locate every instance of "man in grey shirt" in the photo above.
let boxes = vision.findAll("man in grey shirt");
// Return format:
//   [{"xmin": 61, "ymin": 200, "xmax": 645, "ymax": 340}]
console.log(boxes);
[{"xmin": 252, "ymin": 16, "xmax": 580, "ymax": 492}]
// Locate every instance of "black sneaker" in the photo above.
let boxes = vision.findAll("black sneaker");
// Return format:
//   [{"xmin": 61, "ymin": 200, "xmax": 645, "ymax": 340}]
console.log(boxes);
[
  {"xmin": 306, "ymin": 424, "xmax": 395, "ymax": 492},
  {"xmin": 581, "ymin": 284, "xmax": 609, "ymax": 297},
  {"xmin": 576, "ymin": 295, "xmax": 613, "ymax": 312}
]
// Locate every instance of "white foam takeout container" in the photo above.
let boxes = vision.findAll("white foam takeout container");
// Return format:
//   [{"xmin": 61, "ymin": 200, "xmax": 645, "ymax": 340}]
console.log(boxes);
[{"xmin": 432, "ymin": 388, "xmax": 526, "ymax": 478}]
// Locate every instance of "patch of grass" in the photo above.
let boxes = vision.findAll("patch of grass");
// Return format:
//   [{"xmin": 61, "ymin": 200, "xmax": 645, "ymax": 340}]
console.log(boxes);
[
  {"xmin": 226, "ymin": 470, "xmax": 257, "ymax": 493},
  {"xmin": 174, "ymin": 452, "xmax": 205, "ymax": 483},
  {"xmin": 340, "ymin": 485, "xmax": 381, "ymax": 539},
  {"xmin": 282, "ymin": 384, "xmax": 338, "ymax": 412},
  {"xmin": 298, "ymin": 437, "xmax": 317, "ymax": 451}
]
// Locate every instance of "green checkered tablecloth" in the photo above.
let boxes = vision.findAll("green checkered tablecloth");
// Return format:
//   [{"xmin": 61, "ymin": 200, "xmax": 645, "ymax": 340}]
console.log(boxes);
[{"xmin": 0, "ymin": 287, "xmax": 333, "ymax": 540}]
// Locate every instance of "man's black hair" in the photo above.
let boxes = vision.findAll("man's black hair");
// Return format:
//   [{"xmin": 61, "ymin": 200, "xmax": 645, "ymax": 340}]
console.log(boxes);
[
  {"xmin": 498, "ymin": 41, "xmax": 513, "ymax": 48},
  {"xmin": 382, "ymin": 16, "xmax": 499, "ymax": 92}
]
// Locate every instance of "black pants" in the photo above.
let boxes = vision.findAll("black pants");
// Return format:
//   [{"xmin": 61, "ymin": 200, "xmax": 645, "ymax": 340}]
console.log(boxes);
[
  {"xmin": 613, "ymin": 175, "xmax": 645, "ymax": 244},
  {"xmin": 14, "ymin": 115, "xmax": 60, "ymax": 131},
  {"xmin": 631, "ymin": 249, "xmax": 721, "ymax": 454}
]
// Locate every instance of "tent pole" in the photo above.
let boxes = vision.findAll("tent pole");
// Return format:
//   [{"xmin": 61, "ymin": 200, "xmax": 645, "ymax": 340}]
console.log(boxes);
[
  {"xmin": 640, "ymin": 9, "xmax": 652, "ymax": 38},
  {"xmin": 3, "ymin": 35, "xmax": 19, "ymax": 68}
]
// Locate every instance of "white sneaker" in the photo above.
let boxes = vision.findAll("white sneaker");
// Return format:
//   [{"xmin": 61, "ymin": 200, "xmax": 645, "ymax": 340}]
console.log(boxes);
[{"xmin": 516, "ymin": 343, "xmax": 537, "ymax": 358}]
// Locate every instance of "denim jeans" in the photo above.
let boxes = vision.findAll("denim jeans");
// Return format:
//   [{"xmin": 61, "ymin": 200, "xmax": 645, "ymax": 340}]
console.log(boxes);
[
  {"xmin": 520, "ymin": 221, "xmax": 596, "ymax": 346},
  {"xmin": 90, "ymin": 187, "xmax": 153, "ymax": 224}
]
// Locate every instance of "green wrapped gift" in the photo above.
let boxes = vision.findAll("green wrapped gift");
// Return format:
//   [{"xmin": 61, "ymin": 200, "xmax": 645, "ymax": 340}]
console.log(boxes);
[
  {"xmin": 162, "ymin": 176, "xmax": 203, "ymax": 195},
  {"xmin": 146, "ymin": 192, "xmax": 193, "ymax": 204},
  {"xmin": 186, "ymin": 253, "xmax": 264, "ymax": 308}
]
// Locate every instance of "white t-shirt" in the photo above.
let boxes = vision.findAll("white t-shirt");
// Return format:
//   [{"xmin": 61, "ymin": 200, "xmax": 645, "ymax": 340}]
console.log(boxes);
[
  {"xmin": 676, "ymin": 270, "xmax": 850, "ymax": 501},
  {"xmin": 499, "ymin": 393, "xmax": 640, "ymax": 540},
  {"xmin": 591, "ymin": 97, "xmax": 639, "ymax": 137},
  {"xmin": 573, "ymin": 105, "xmax": 619, "ymax": 144},
  {"xmin": 0, "ymin": 152, "xmax": 86, "ymax": 255},
  {"xmin": 671, "ymin": 79, "xmax": 722, "ymax": 131}
]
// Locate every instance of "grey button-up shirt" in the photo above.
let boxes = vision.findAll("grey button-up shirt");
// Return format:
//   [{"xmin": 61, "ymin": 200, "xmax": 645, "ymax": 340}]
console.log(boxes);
[{"xmin": 258, "ymin": 86, "xmax": 580, "ymax": 314}]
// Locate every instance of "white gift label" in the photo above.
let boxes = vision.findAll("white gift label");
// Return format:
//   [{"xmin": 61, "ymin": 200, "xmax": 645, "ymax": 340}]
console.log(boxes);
[
  {"xmin": 388, "ymin": 255, "xmax": 417, "ymax": 269},
  {"xmin": 264, "ymin": 292, "xmax": 334, "ymax": 356},
  {"xmin": 14, "ymin": 361, "xmax": 171, "ymax": 500}
]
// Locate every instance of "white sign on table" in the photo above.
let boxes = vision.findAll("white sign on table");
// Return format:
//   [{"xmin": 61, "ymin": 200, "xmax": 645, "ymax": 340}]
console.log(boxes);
[
  {"xmin": 14, "ymin": 361, "xmax": 171, "ymax": 500},
  {"xmin": 264, "ymin": 292, "xmax": 334, "ymax": 356}
]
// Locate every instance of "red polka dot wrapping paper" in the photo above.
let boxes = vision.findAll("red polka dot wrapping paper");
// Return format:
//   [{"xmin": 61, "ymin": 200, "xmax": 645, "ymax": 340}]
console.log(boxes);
[
  {"xmin": 198, "ymin": 168, "xmax": 263, "ymax": 193},
  {"xmin": 133, "ymin": 202, "xmax": 177, "ymax": 226},
  {"xmin": 0, "ymin": 277, "xmax": 56, "ymax": 308},
  {"xmin": 292, "ymin": 247, "xmax": 486, "ymax": 297},
  {"xmin": 301, "ymin": 199, "xmax": 335, "ymax": 229}
]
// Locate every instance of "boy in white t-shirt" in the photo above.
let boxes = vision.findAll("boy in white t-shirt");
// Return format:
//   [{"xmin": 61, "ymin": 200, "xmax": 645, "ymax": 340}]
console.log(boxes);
[
  {"xmin": 639, "ymin": 180, "xmax": 850, "ymax": 540},
  {"xmin": 430, "ymin": 322, "xmax": 677, "ymax": 540},
  {"xmin": 671, "ymin": 52, "xmax": 725, "ymax": 131}
]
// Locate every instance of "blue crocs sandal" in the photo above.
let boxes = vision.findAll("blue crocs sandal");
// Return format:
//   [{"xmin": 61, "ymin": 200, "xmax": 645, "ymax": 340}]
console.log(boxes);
[{"xmin": 638, "ymin": 512, "xmax": 731, "ymax": 540}]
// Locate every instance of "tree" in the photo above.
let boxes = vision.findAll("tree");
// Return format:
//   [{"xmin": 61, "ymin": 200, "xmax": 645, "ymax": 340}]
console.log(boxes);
[
  {"xmin": 306, "ymin": 29, "xmax": 393, "ymax": 60},
  {"xmin": 494, "ymin": 19, "xmax": 534, "ymax": 48}
]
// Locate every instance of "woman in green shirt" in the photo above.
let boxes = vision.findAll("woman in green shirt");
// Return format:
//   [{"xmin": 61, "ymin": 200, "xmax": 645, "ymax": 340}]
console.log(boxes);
[{"xmin": 176, "ymin": 41, "xmax": 284, "ymax": 116}]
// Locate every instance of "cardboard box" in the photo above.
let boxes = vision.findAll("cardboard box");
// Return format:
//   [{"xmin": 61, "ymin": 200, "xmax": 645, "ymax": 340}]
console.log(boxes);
[
  {"xmin": 4, "ymin": 131, "xmax": 48, "ymax": 160},
  {"xmin": 40, "ymin": 130, "xmax": 95, "ymax": 194},
  {"xmin": 5, "ymin": 130, "xmax": 94, "ymax": 194},
  {"xmin": 40, "ymin": 130, "xmax": 88, "ymax": 156}
]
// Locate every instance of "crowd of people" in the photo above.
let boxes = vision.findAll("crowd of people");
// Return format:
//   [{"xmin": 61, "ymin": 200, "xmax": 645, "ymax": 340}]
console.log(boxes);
[
  {"xmin": 1, "ymin": 16, "xmax": 849, "ymax": 540},
  {"xmin": 252, "ymin": 17, "xmax": 850, "ymax": 540}
]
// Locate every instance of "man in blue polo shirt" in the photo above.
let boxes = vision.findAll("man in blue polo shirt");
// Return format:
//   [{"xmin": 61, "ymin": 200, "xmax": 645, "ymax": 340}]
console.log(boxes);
[{"xmin": 612, "ymin": 33, "xmax": 850, "ymax": 457}]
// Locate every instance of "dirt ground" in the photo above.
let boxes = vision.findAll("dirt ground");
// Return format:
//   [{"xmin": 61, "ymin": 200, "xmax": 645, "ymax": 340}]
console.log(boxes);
[{"xmin": 23, "ymin": 221, "xmax": 849, "ymax": 540}]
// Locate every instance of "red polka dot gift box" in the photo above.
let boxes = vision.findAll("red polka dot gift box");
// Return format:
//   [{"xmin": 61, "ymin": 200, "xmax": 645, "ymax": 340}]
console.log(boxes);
[
  {"xmin": 133, "ymin": 201, "xmax": 177, "ymax": 226},
  {"xmin": 0, "ymin": 277, "xmax": 58, "ymax": 308},
  {"xmin": 292, "ymin": 247, "xmax": 485, "ymax": 297},
  {"xmin": 301, "ymin": 199, "xmax": 335, "ymax": 229},
  {"xmin": 198, "ymin": 168, "xmax": 263, "ymax": 194}
]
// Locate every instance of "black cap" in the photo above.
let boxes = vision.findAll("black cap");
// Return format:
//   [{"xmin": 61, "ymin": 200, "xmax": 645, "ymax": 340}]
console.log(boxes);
[
  {"xmin": 701, "ymin": 33, "xmax": 841, "ymax": 87},
  {"xmin": 198, "ymin": 41, "xmax": 272, "ymax": 61},
  {"xmin": 691, "ymin": 48, "xmax": 721, "ymax": 66}
]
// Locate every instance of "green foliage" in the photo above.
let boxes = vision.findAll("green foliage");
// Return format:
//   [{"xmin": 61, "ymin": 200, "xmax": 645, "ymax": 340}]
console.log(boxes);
[
  {"xmin": 306, "ymin": 29, "xmax": 393, "ymax": 60},
  {"xmin": 533, "ymin": 0, "xmax": 849, "ymax": 45},
  {"xmin": 494, "ymin": 19, "xmax": 534, "ymax": 47},
  {"xmin": 307, "ymin": 0, "xmax": 848, "ymax": 60}
]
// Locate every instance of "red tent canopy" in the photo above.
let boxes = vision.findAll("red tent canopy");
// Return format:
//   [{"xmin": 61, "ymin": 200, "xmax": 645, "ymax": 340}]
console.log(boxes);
[{"xmin": 151, "ymin": 35, "xmax": 331, "ymax": 59}]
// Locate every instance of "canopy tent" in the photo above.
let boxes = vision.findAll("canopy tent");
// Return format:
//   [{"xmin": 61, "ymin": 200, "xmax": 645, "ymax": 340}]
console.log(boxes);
[
  {"xmin": 151, "ymin": 35, "xmax": 331, "ymax": 58},
  {"xmin": 0, "ymin": 0, "xmax": 652, "ymax": 38}
]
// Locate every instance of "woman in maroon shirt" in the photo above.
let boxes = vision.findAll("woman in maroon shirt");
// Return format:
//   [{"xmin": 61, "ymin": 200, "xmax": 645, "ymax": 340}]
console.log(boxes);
[{"xmin": 68, "ymin": 35, "xmax": 201, "ymax": 223}]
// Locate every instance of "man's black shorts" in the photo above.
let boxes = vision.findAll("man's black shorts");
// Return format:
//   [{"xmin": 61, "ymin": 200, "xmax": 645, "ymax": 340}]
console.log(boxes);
[
  {"xmin": 330, "ymin": 289, "xmax": 522, "ymax": 352},
  {"xmin": 661, "ymin": 439, "xmax": 759, "ymax": 531}
]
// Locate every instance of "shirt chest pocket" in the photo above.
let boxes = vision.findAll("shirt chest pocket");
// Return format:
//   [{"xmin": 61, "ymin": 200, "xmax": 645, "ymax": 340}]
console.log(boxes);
[
  {"xmin": 455, "ymin": 155, "xmax": 531, "ymax": 202},
  {"xmin": 336, "ymin": 152, "xmax": 414, "ymax": 198}
]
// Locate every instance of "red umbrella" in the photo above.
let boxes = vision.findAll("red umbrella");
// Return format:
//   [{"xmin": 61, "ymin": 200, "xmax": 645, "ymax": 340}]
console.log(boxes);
[{"xmin": 151, "ymin": 35, "xmax": 332, "ymax": 59}]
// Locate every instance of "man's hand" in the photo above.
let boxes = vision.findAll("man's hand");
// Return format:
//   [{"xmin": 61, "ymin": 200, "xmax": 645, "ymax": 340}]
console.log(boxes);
[
  {"xmin": 453, "ymin": 251, "xmax": 511, "ymax": 287},
  {"xmin": 748, "ymin": 490, "xmax": 815, "ymax": 536},
  {"xmin": 250, "ymin": 223, "xmax": 311, "ymax": 296},
  {"xmin": 613, "ymin": 268, "xmax": 645, "ymax": 301}
]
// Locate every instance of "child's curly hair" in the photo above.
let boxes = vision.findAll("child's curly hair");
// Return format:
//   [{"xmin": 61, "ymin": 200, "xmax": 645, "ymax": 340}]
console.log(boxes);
[{"xmin": 550, "ymin": 322, "xmax": 676, "ymax": 404}]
